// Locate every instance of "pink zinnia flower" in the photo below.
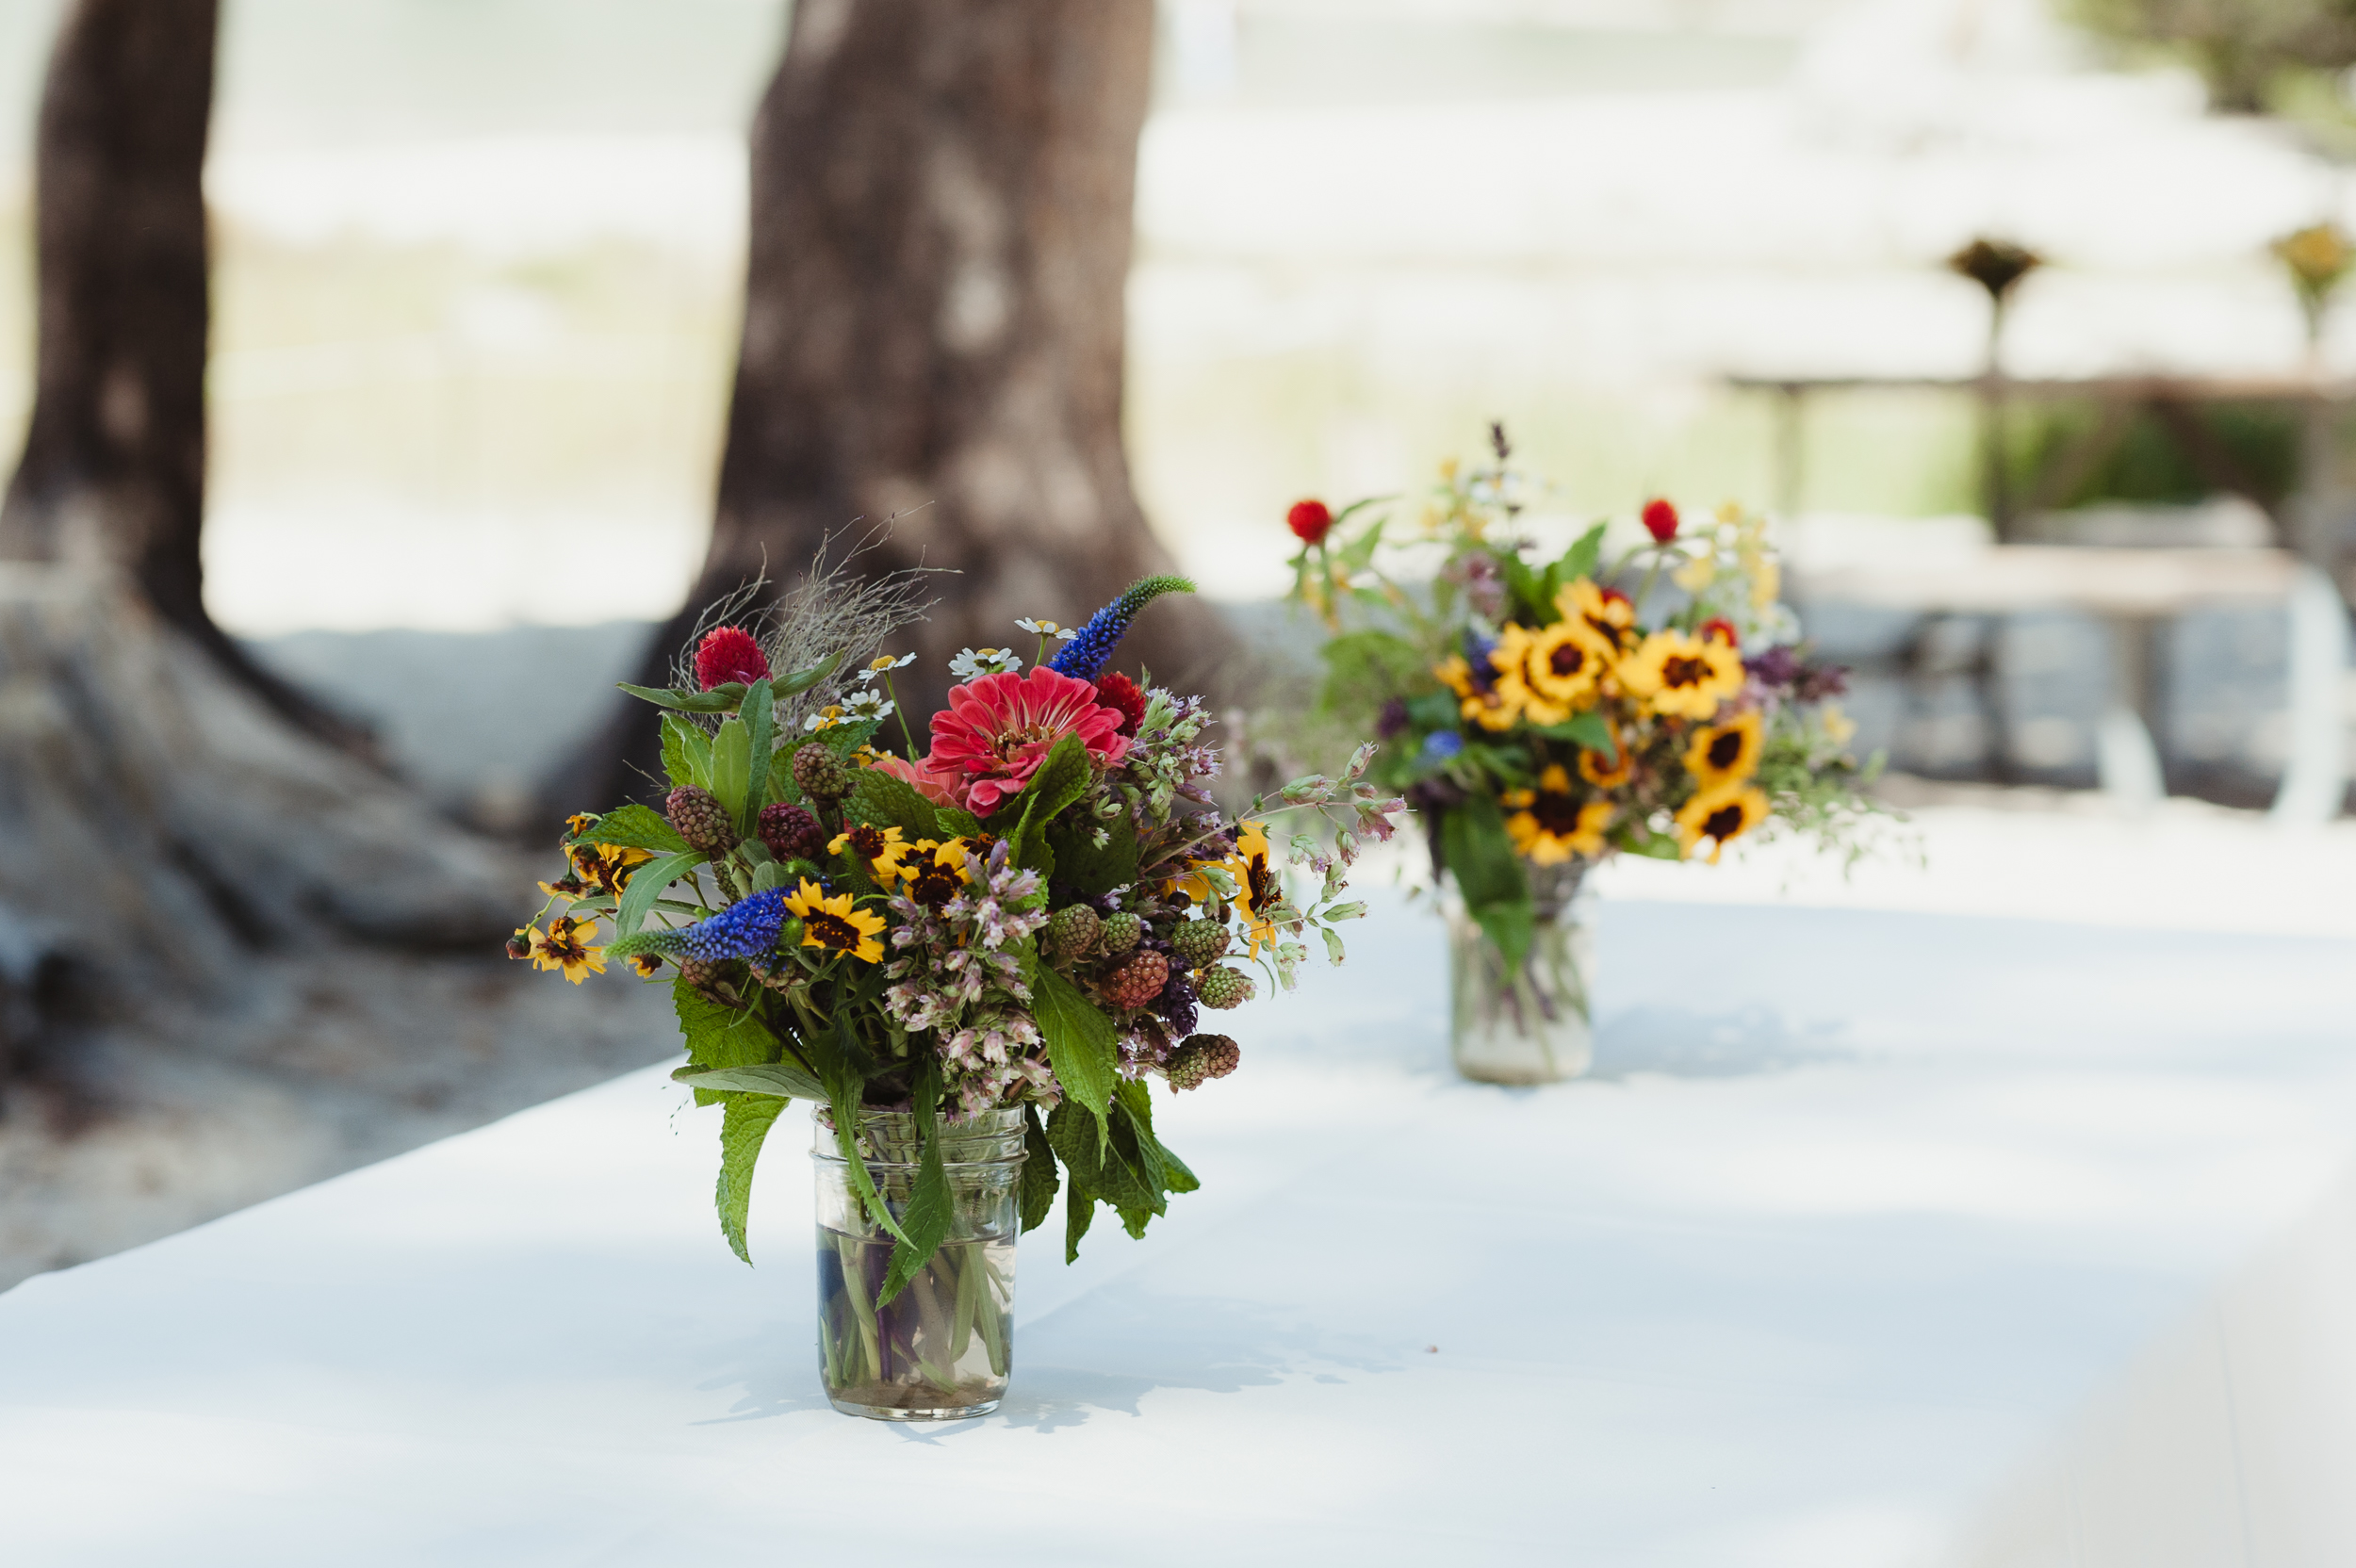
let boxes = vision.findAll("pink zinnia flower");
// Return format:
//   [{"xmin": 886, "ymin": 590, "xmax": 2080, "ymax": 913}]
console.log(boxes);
[
  {"xmin": 872, "ymin": 751, "xmax": 964, "ymax": 808},
  {"xmin": 926, "ymin": 667, "xmax": 1130, "ymax": 817}
]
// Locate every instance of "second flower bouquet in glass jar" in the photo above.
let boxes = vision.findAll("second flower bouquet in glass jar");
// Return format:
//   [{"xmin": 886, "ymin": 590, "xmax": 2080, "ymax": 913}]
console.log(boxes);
[
  {"xmin": 1284, "ymin": 431, "xmax": 1888, "ymax": 1084},
  {"xmin": 515, "ymin": 568, "xmax": 1403, "ymax": 1419}
]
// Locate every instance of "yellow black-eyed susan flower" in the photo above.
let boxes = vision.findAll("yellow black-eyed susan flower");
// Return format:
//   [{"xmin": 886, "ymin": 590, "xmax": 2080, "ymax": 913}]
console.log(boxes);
[
  {"xmin": 1579, "ymin": 719, "xmax": 1635, "ymax": 789},
  {"xmin": 894, "ymin": 838, "xmax": 974, "ymax": 907},
  {"xmin": 1675, "ymin": 782, "xmax": 1770, "ymax": 864},
  {"xmin": 1435, "ymin": 652, "xmax": 1525, "ymax": 732},
  {"xmin": 529, "ymin": 915, "xmax": 607, "ymax": 984},
  {"xmin": 563, "ymin": 812, "xmax": 600, "ymax": 842},
  {"xmin": 782, "ymin": 878, "xmax": 887, "ymax": 963},
  {"xmin": 828, "ymin": 822, "xmax": 910, "ymax": 880},
  {"xmin": 1226, "ymin": 821, "xmax": 1281, "ymax": 956},
  {"xmin": 1502, "ymin": 763, "xmax": 1612, "ymax": 864},
  {"xmin": 569, "ymin": 841, "xmax": 654, "ymax": 897},
  {"xmin": 1616, "ymin": 629, "xmax": 1745, "ymax": 721},
  {"xmin": 629, "ymin": 953, "xmax": 664, "ymax": 978},
  {"xmin": 1683, "ymin": 710, "xmax": 1764, "ymax": 790},
  {"xmin": 1517, "ymin": 617, "xmax": 1613, "ymax": 714},
  {"xmin": 1560, "ymin": 579, "xmax": 1635, "ymax": 652}
]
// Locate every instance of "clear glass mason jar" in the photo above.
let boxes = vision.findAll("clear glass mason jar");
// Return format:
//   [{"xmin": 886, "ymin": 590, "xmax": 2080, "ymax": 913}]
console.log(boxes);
[
  {"xmin": 1448, "ymin": 861, "xmax": 1595, "ymax": 1085},
  {"xmin": 810, "ymin": 1105, "xmax": 1026, "ymax": 1420}
]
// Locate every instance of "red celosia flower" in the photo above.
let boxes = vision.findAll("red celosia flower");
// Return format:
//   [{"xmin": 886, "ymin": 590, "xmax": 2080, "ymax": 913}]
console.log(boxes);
[
  {"xmin": 925, "ymin": 667, "xmax": 1131, "ymax": 817},
  {"xmin": 1094, "ymin": 671, "xmax": 1149, "ymax": 737},
  {"xmin": 1287, "ymin": 499, "xmax": 1333, "ymax": 545},
  {"xmin": 694, "ymin": 626, "xmax": 771, "ymax": 690},
  {"xmin": 1641, "ymin": 498, "xmax": 1679, "ymax": 543},
  {"xmin": 1699, "ymin": 617, "xmax": 1740, "ymax": 649}
]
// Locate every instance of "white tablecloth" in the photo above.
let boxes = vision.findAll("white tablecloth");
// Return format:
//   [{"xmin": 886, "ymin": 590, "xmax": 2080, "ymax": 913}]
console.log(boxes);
[{"xmin": 5, "ymin": 890, "xmax": 2353, "ymax": 1566}]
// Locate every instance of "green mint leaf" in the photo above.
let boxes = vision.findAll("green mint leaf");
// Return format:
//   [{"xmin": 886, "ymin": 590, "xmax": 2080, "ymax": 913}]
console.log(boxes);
[
  {"xmin": 880, "ymin": 1057, "xmax": 954, "ymax": 1305},
  {"xmin": 1033, "ymin": 964, "xmax": 1117, "ymax": 1140},
  {"xmin": 582, "ymin": 803, "xmax": 690, "ymax": 855},
  {"xmin": 716, "ymin": 1093, "xmax": 784, "ymax": 1264},
  {"xmin": 1020, "ymin": 1103, "xmax": 1059, "ymax": 1233}
]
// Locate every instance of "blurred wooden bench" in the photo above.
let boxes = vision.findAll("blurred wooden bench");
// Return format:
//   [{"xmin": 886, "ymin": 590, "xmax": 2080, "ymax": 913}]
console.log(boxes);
[{"xmin": 1791, "ymin": 546, "xmax": 2346, "ymax": 816}]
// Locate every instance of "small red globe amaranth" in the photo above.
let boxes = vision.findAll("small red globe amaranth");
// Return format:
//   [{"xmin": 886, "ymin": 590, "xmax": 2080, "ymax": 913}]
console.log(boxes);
[
  {"xmin": 693, "ymin": 626, "xmax": 770, "ymax": 691},
  {"xmin": 1286, "ymin": 498, "xmax": 1333, "ymax": 546},
  {"xmin": 1699, "ymin": 617, "xmax": 1741, "ymax": 649},
  {"xmin": 1094, "ymin": 671, "xmax": 1149, "ymax": 738},
  {"xmin": 1641, "ymin": 498, "xmax": 1679, "ymax": 544}
]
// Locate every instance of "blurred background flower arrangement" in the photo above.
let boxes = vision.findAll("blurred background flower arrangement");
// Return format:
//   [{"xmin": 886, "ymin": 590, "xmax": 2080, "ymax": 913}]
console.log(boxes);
[{"xmin": 1282, "ymin": 429, "xmax": 1889, "ymax": 1083}]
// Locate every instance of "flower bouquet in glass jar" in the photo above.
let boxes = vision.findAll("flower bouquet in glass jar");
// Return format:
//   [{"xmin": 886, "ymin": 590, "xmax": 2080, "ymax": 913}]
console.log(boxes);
[
  {"xmin": 1283, "ymin": 430, "xmax": 1884, "ymax": 1085},
  {"xmin": 515, "ymin": 569, "xmax": 1402, "ymax": 1419}
]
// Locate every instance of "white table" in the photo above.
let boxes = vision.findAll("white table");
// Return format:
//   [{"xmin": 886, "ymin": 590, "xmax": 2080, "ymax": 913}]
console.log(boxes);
[{"xmin": 5, "ymin": 886, "xmax": 2354, "ymax": 1566}]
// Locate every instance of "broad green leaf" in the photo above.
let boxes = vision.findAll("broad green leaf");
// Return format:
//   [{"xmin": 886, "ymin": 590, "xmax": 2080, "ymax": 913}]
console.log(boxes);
[
  {"xmin": 1317, "ymin": 629, "xmax": 1427, "ymax": 718},
  {"xmin": 985, "ymin": 731, "xmax": 1092, "ymax": 842},
  {"xmin": 1043, "ymin": 815, "xmax": 1138, "ymax": 896},
  {"xmin": 1064, "ymin": 1174, "xmax": 1096, "ymax": 1265},
  {"xmin": 1533, "ymin": 710, "xmax": 1615, "ymax": 754},
  {"xmin": 1442, "ymin": 793, "xmax": 1532, "ymax": 974},
  {"xmin": 937, "ymin": 807, "xmax": 984, "ymax": 840},
  {"xmin": 716, "ymin": 1094, "xmax": 784, "ymax": 1264},
  {"xmin": 582, "ymin": 803, "xmax": 690, "ymax": 856},
  {"xmin": 1019, "ymin": 1103, "xmax": 1059, "ymax": 1233},
  {"xmin": 1033, "ymin": 963, "xmax": 1117, "ymax": 1135},
  {"xmin": 846, "ymin": 767, "xmax": 942, "ymax": 841},
  {"xmin": 617, "ymin": 851, "xmax": 703, "ymax": 938},
  {"xmin": 1503, "ymin": 555, "xmax": 1548, "ymax": 625},
  {"xmin": 1405, "ymin": 690, "xmax": 1460, "ymax": 730},
  {"xmin": 675, "ymin": 1060, "xmax": 826, "ymax": 1101},
  {"xmin": 738, "ymin": 678, "xmax": 775, "ymax": 835},
  {"xmin": 676, "ymin": 977, "xmax": 778, "ymax": 1104},
  {"xmin": 1558, "ymin": 521, "xmax": 1608, "ymax": 586},
  {"xmin": 766, "ymin": 744, "xmax": 800, "ymax": 806},
  {"xmin": 880, "ymin": 1059, "xmax": 955, "ymax": 1304},
  {"xmin": 662, "ymin": 713, "xmax": 712, "ymax": 791},
  {"xmin": 709, "ymin": 718, "xmax": 752, "ymax": 823},
  {"xmin": 772, "ymin": 650, "xmax": 841, "ymax": 699},
  {"xmin": 621, "ymin": 680, "xmax": 744, "ymax": 713},
  {"xmin": 804, "ymin": 1014, "xmax": 911, "ymax": 1248}
]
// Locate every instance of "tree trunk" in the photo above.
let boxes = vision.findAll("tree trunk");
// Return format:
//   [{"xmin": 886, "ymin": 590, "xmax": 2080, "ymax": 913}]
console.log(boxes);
[
  {"xmin": 567, "ymin": 0, "xmax": 1229, "ymax": 811},
  {"xmin": 0, "ymin": 0, "xmax": 373, "ymax": 757}
]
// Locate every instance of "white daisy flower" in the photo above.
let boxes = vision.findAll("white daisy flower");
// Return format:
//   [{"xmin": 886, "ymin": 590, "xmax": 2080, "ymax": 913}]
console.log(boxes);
[
  {"xmin": 949, "ymin": 647, "xmax": 1023, "ymax": 680},
  {"xmin": 857, "ymin": 651, "xmax": 917, "ymax": 685},
  {"xmin": 1015, "ymin": 618, "xmax": 1080, "ymax": 641}
]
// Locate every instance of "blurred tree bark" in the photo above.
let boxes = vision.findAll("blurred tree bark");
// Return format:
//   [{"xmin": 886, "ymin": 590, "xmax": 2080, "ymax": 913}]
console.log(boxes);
[
  {"xmin": 0, "ymin": 0, "xmax": 369, "ymax": 755},
  {"xmin": 567, "ymin": 0, "xmax": 1229, "ymax": 811},
  {"xmin": 0, "ymin": 0, "xmax": 523, "ymax": 1058}
]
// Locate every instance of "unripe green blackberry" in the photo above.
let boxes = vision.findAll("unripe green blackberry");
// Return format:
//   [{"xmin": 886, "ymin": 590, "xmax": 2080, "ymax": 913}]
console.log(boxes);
[
  {"xmin": 1165, "ymin": 1034, "xmax": 1241, "ymax": 1091},
  {"xmin": 792, "ymin": 743, "xmax": 852, "ymax": 802},
  {"xmin": 1047, "ymin": 904, "xmax": 1101, "ymax": 959},
  {"xmin": 1170, "ymin": 919, "xmax": 1229, "ymax": 970},
  {"xmin": 1196, "ymin": 967, "xmax": 1253, "ymax": 1010},
  {"xmin": 665, "ymin": 786, "xmax": 737, "ymax": 853},
  {"xmin": 1098, "ymin": 911, "xmax": 1142, "ymax": 956},
  {"xmin": 1097, "ymin": 950, "xmax": 1169, "ymax": 1011}
]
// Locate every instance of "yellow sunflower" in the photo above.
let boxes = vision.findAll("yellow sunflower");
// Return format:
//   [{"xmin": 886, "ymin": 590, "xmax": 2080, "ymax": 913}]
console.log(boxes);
[
  {"xmin": 1435, "ymin": 651, "xmax": 1525, "ymax": 732},
  {"xmin": 528, "ymin": 915, "xmax": 607, "ymax": 984},
  {"xmin": 1684, "ymin": 710, "xmax": 1764, "ymax": 790},
  {"xmin": 1501, "ymin": 764, "xmax": 1612, "ymax": 864},
  {"xmin": 782, "ymin": 878, "xmax": 887, "ymax": 963},
  {"xmin": 1616, "ymin": 629, "xmax": 1745, "ymax": 721},
  {"xmin": 1227, "ymin": 820, "xmax": 1282, "ymax": 957},
  {"xmin": 1559, "ymin": 579, "xmax": 1636, "ymax": 652},
  {"xmin": 893, "ymin": 838, "xmax": 975, "ymax": 907},
  {"xmin": 1675, "ymin": 782, "xmax": 1770, "ymax": 864},
  {"xmin": 1515, "ymin": 617, "xmax": 1613, "ymax": 714},
  {"xmin": 828, "ymin": 823, "xmax": 910, "ymax": 880}
]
